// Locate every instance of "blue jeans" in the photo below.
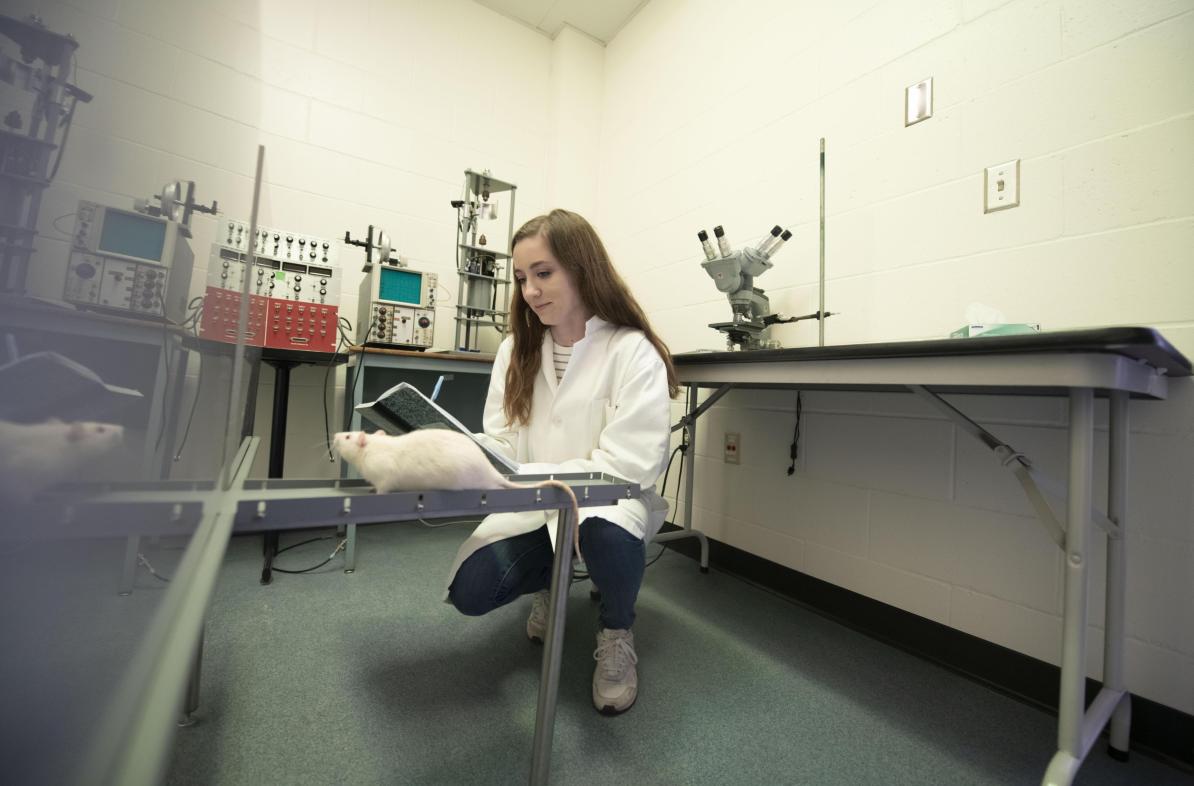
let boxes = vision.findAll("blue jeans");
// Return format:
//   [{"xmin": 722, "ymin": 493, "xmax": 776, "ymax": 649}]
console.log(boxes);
[{"xmin": 448, "ymin": 517, "xmax": 646, "ymax": 630}]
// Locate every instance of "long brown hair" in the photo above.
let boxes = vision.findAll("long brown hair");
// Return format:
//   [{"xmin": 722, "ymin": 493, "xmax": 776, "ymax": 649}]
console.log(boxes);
[{"xmin": 503, "ymin": 209, "xmax": 679, "ymax": 426}]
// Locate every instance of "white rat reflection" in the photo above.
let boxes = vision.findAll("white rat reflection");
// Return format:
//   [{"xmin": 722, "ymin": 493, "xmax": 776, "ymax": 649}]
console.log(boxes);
[{"xmin": 0, "ymin": 420, "xmax": 124, "ymax": 505}]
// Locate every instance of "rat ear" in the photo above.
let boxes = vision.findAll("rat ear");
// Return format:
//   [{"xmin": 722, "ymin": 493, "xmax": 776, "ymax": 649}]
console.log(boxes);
[
  {"xmin": 357, "ymin": 432, "xmax": 367, "ymax": 447},
  {"xmin": 66, "ymin": 422, "xmax": 85, "ymax": 443},
  {"xmin": 373, "ymin": 429, "xmax": 384, "ymax": 435}
]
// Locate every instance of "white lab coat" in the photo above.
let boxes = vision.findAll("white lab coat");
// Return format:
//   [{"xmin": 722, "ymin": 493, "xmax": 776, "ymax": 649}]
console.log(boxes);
[{"xmin": 444, "ymin": 315, "xmax": 672, "ymax": 592}]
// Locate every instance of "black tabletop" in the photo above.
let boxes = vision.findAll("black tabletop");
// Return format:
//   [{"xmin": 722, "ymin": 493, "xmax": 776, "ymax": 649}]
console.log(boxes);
[
  {"xmin": 673, "ymin": 327, "xmax": 1191, "ymax": 378},
  {"xmin": 182, "ymin": 335, "xmax": 349, "ymax": 366}
]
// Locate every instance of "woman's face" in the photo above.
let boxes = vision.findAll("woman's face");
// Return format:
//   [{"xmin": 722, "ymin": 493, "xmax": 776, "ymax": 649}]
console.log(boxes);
[{"xmin": 512, "ymin": 233, "xmax": 584, "ymax": 329}]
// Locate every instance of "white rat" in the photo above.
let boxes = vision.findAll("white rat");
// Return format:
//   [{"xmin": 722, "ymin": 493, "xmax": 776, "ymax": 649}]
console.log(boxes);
[
  {"xmin": 0, "ymin": 419, "xmax": 125, "ymax": 505},
  {"xmin": 332, "ymin": 428, "xmax": 583, "ymax": 561}
]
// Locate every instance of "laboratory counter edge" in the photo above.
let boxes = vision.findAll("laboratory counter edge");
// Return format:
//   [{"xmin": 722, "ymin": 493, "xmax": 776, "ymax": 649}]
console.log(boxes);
[{"xmin": 673, "ymin": 326, "xmax": 1191, "ymax": 379}]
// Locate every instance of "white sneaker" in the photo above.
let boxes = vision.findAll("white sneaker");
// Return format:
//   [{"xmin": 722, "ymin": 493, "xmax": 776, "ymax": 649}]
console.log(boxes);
[
  {"xmin": 526, "ymin": 590, "xmax": 550, "ymax": 643},
  {"xmin": 592, "ymin": 628, "xmax": 638, "ymax": 715}
]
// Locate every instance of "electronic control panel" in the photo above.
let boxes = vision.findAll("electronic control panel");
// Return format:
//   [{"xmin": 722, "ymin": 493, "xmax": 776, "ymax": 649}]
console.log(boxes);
[
  {"xmin": 202, "ymin": 220, "xmax": 341, "ymax": 352},
  {"xmin": 363, "ymin": 302, "xmax": 436, "ymax": 348},
  {"xmin": 62, "ymin": 200, "xmax": 194, "ymax": 322},
  {"xmin": 64, "ymin": 254, "xmax": 176, "ymax": 318},
  {"xmin": 357, "ymin": 261, "xmax": 437, "ymax": 349},
  {"xmin": 197, "ymin": 249, "xmax": 267, "ymax": 346}
]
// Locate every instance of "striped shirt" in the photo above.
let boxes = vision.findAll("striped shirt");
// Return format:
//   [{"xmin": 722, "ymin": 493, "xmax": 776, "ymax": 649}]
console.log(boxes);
[{"xmin": 552, "ymin": 343, "xmax": 572, "ymax": 382}]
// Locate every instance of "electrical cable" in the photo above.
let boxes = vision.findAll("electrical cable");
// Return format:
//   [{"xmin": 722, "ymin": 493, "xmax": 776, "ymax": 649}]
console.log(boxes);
[
  {"xmin": 271, "ymin": 536, "xmax": 347, "ymax": 574},
  {"xmin": 137, "ymin": 552, "xmax": 171, "ymax": 583},
  {"xmin": 50, "ymin": 212, "xmax": 77, "ymax": 239},
  {"xmin": 173, "ymin": 350, "xmax": 204, "ymax": 462},
  {"xmin": 345, "ymin": 317, "xmax": 374, "ymax": 421},
  {"xmin": 634, "ymin": 386, "xmax": 693, "ymax": 572},
  {"xmin": 275, "ymin": 532, "xmax": 334, "ymax": 551},
  {"xmin": 155, "ymin": 320, "xmax": 173, "ymax": 451},
  {"xmin": 643, "ymin": 544, "xmax": 669, "ymax": 569},
  {"xmin": 322, "ymin": 315, "xmax": 355, "ymax": 459},
  {"xmin": 171, "ymin": 298, "xmax": 207, "ymax": 462},
  {"xmin": 48, "ymin": 95, "xmax": 77, "ymax": 181},
  {"xmin": 787, "ymin": 391, "xmax": 802, "ymax": 476},
  {"xmin": 323, "ymin": 328, "xmax": 348, "ymax": 461}
]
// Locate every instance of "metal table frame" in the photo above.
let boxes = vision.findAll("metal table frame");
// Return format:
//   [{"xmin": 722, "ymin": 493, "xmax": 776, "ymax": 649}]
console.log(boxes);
[
  {"xmin": 32, "ymin": 436, "xmax": 636, "ymax": 786},
  {"xmin": 671, "ymin": 329, "xmax": 1189, "ymax": 786}
]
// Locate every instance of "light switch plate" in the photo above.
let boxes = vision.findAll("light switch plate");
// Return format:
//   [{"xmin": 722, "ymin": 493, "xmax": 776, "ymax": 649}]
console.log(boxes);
[
  {"xmin": 905, "ymin": 77, "xmax": 933, "ymax": 126},
  {"xmin": 984, "ymin": 159, "xmax": 1020, "ymax": 213}
]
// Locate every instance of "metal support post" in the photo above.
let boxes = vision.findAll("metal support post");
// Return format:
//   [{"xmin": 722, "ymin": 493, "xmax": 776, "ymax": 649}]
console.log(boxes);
[
  {"xmin": 1043, "ymin": 388, "xmax": 1094, "ymax": 786},
  {"xmin": 344, "ymin": 524, "xmax": 357, "ymax": 573},
  {"xmin": 178, "ymin": 625, "xmax": 204, "ymax": 727},
  {"xmin": 261, "ymin": 360, "xmax": 297, "ymax": 584},
  {"xmin": 1105, "ymin": 390, "xmax": 1131, "ymax": 760},
  {"xmin": 119, "ymin": 536, "xmax": 140, "ymax": 596},
  {"xmin": 529, "ymin": 504, "xmax": 576, "ymax": 786},
  {"xmin": 654, "ymin": 383, "xmax": 709, "ymax": 570}
]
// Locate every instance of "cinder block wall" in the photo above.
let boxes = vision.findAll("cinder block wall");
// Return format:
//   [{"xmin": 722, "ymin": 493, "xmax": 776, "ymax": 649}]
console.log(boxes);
[
  {"xmin": 595, "ymin": 1, "xmax": 1194, "ymax": 715},
  {"xmin": 19, "ymin": 0, "xmax": 555, "ymax": 478}
]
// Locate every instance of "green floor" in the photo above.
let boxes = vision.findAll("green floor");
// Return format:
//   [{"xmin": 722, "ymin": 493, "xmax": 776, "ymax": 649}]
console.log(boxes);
[{"xmin": 165, "ymin": 522, "xmax": 1192, "ymax": 786}]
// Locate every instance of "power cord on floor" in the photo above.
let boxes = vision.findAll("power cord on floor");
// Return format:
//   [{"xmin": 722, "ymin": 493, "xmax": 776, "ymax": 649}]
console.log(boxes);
[{"xmin": 271, "ymin": 534, "xmax": 347, "ymax": 574}]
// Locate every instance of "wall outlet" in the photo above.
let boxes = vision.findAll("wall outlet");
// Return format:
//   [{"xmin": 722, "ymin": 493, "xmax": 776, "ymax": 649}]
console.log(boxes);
[
  {"xmin": 724, "ymin": 432, "xmax": 740, "ymax": 464},
  {"xmin": 984, "ymin": 159, "xmax": 1020, "ymax": 213}
]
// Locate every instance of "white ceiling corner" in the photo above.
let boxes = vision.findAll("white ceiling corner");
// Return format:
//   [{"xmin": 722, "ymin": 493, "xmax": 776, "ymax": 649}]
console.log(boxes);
[{"xmin": 471, "ymin": 0, "xmax": 649, "ymax": 44}]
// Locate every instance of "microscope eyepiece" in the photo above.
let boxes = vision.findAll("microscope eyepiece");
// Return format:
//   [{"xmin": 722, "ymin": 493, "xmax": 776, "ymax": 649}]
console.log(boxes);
[
  {"xmin": 712, "ymin": 225, "xmax": 731, "ymax": 257},
  {"xmin": 697, "ymin": 229, "xmax": 717, "ymax": 261}
]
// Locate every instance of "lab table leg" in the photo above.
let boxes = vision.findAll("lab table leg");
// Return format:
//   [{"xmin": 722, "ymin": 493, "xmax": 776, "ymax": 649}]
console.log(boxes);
[{"xmin": 529, "ymin": 504, "xmax": 576, "ymax": 786}]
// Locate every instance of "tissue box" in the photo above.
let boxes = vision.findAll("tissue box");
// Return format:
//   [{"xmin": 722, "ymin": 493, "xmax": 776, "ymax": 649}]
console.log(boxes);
[{"xmin": 951, "ymin": 323, "xmax": 1041, "ymax": 338}]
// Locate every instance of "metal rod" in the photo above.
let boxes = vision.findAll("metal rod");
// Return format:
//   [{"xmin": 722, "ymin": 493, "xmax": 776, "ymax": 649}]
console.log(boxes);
[
  {"xmin": 818, "ymin": 137, "xmax": 826, "ymax": 348},
  {"xmin": 1057, "ymin": 389, "xmax": 1094, "ymax": 757},
  {"xmin": 684, "ymin": 385, "xmax": 698, "ymax": 530},
  {"xmin": 1105, "ymin": 390, "xmax": 1131, "ymax": 754},
  {"xmin": 221, "ymin": 145, "xmax": 265, "ymax": 487},
  {"xmin": 179, "ymin": 625, "xmax": 204, "ymax": 726},
  {"xmin": 529, "ymin": 505, "xmax": 576, "ymax": 785},
  {"xmin": 1079, "ymin": 687, "xmax": 1127, "ymax": 760}
]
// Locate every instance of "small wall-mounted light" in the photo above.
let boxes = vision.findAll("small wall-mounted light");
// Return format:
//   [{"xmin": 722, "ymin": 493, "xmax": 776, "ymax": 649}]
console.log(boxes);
[{"xmin": 905, "ymin": 77, "xmax": 933, "ymax": 126}]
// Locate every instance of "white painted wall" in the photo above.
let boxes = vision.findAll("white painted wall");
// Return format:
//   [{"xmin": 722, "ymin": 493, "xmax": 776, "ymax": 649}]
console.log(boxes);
[
  {"xmin": 545, "ymin": 26, "xmax": 603, "ymax": 216},
  {"xmin": 18, "ymin": 0, "xmax": 552, "ymax": 478},
  {"xmin": 598, "ymin": 1, "xmax": 1194, "ymax": 715},
  {"xmin": 12, "ymin": 0, "xmax": 1191, "ymax": 718}
]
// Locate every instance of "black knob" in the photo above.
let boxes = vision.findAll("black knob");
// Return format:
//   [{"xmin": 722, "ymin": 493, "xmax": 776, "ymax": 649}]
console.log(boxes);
[
  {"xmin": 319, "ymin": 278, "xmax": 326, "ymax": 285},
  {"xmin": 286, "ymin": 235, "xmax": 293, "ymax": 242},
  {"xmin": 418, "ymin": 316, "xmax": 431, "ymax": 328},
  {"xmin": 273, "ymin": 233, "xmax": 279, "ymax": 240}
]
